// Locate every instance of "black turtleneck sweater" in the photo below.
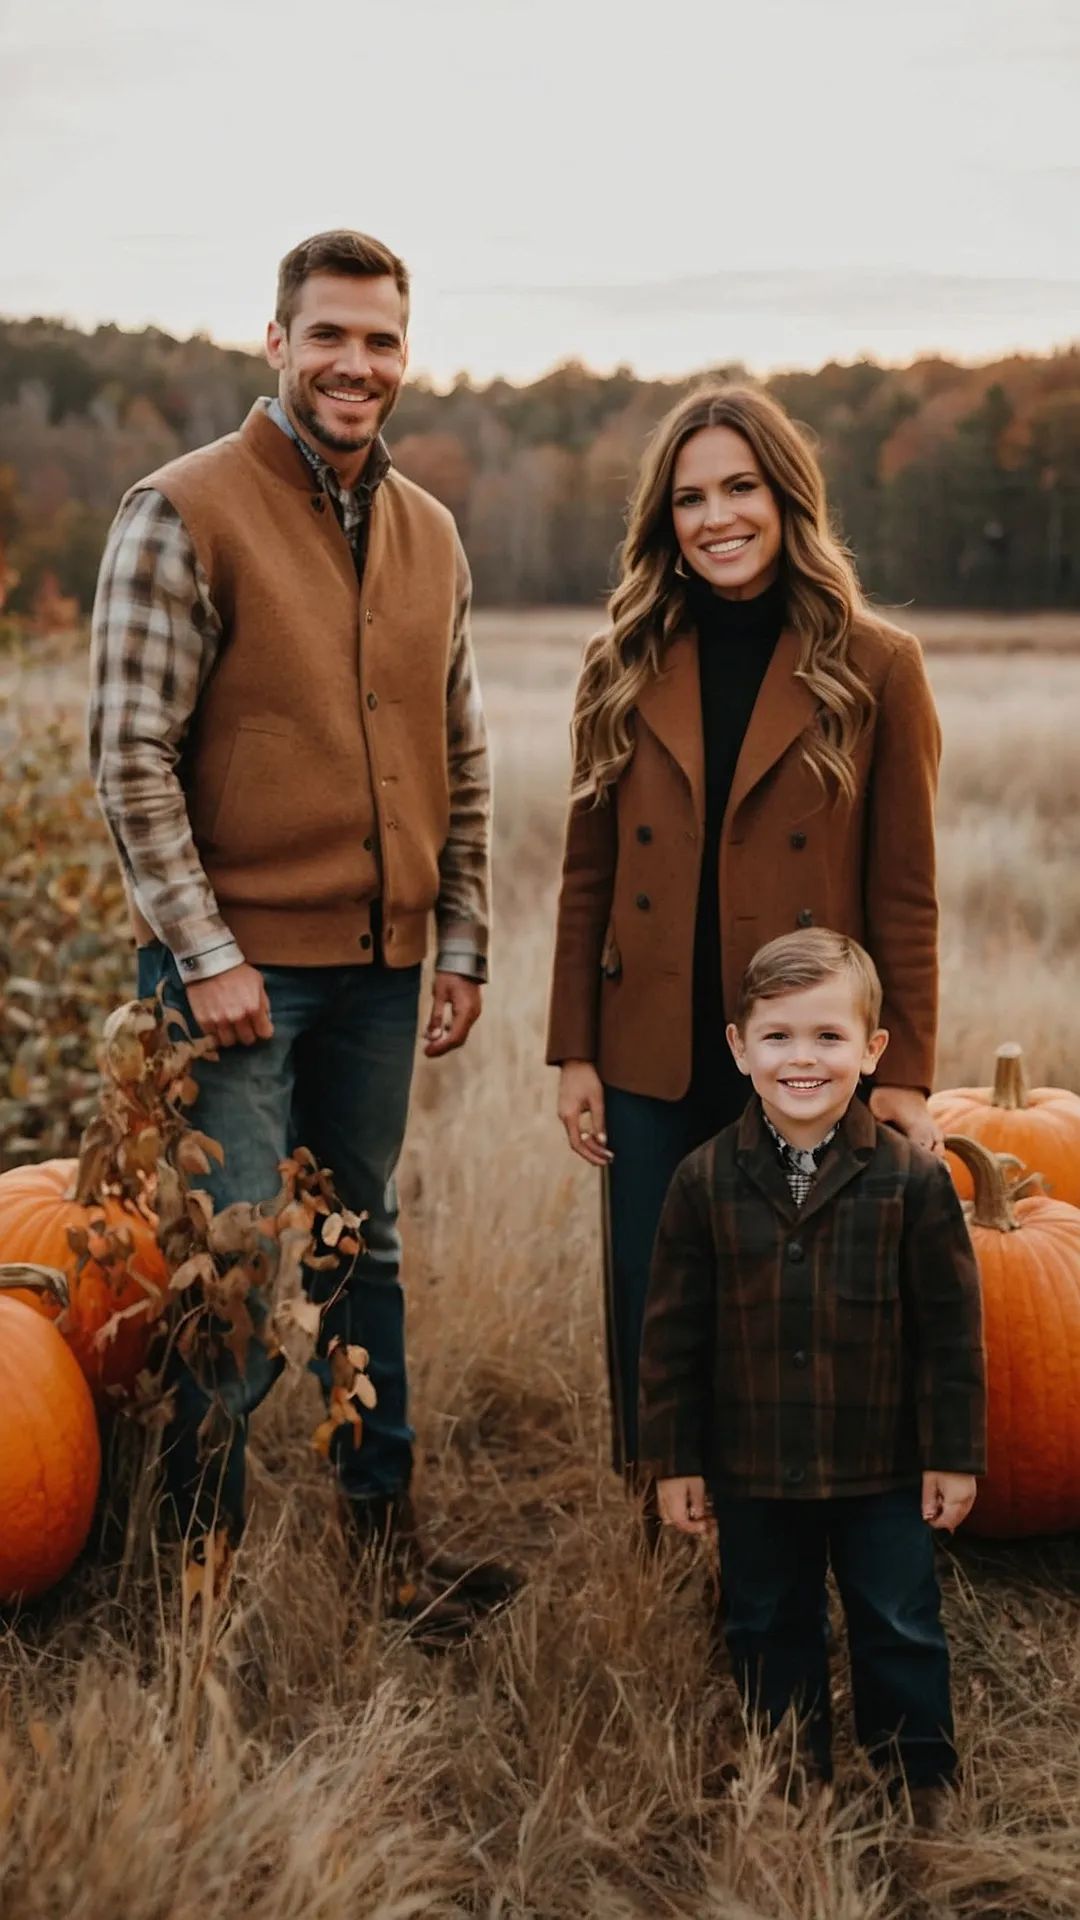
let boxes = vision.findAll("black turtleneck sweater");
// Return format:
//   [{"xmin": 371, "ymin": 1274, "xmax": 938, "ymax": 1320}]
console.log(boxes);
[{"xmin": 689, "ymin": 574, "xmax": 787, "ymax": 1136}]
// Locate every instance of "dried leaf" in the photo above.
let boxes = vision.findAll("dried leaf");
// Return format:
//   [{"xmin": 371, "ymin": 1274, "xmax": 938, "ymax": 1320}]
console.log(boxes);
[{"xmin": 168, "ymin": 1251, "xmax": 217, "ymax": 1294}]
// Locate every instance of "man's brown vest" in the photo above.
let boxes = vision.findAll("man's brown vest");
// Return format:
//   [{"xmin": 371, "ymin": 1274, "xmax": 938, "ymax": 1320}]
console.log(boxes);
[{"xmin": 127, "ymin": 402, "xmax": 461, "ymax": 968}]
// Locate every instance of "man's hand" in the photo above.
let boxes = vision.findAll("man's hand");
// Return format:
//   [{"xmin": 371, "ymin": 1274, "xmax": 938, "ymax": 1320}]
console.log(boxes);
[
  {"xmin": 557, "ymin": 1060, "xmax": 613, "ymax": 1166},
  {"xmin": 922, "ymin": 1469, "xmax": 976, "ymax": 1532},
  {"xmin": 186, "ymin": 962, "xmax": 274, "ymax": 1049},
  {"xmin": 869, "ymin": 1085, "xmax": 944, "ymax": 1156},
  {"xmin": 657, "ymin": 1475, "xmax": 715, "ymax": 1537},
  {"xmin": 423, "ymin": 972, "xmax": 482, "ymax": 1057}
]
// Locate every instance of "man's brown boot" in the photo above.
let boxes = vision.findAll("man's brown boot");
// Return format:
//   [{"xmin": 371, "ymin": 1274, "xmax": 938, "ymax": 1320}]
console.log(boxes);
[{"xmin": 343, "ymin": 1491, "xmax": 524, "ymax": 1646}]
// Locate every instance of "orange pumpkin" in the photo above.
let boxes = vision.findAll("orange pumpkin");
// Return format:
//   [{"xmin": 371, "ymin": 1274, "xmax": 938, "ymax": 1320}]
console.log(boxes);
[
  {"xmin": 0, "ymin": 1289, "xmax": 101, "ymax": 1602},
  {"xmin": 946, "ymin": 1133, "xmax": 1080, "ymax": 1539},
  {"xmin": 931, "ymin": 1044, "xmax": 1080, "ymax": 1207},
  {"xmin": 0, "ymin": 1159, "xmax": 168, "ymax": 1400}
]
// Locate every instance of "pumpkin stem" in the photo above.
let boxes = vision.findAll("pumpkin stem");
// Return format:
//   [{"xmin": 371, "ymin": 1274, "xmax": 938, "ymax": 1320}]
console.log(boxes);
[
  {"xmin": 991, "ymin": 1042, "xmax": 1029, "ymax": 1111},
  {"xmin": 944, "ymin": 1134, "xmax": 1018, "ymax": 1232},
  {"xmin": 0, "ymin": 1263, "xmax": 72, "ymax": 1310}
]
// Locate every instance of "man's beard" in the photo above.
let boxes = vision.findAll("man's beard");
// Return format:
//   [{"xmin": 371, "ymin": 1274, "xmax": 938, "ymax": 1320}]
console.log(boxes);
[{"xmin": 286, "ymin": 375, "xmax": 397, "ymax": 456}]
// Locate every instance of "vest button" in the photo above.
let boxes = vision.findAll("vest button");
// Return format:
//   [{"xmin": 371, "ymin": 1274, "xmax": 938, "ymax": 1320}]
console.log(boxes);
[
  {"xmin": 787, "ymin": 1241, "xmax": 805, "ymax": 1263},
  {"xmin": 792, "ymin": 1349, "xmax": 809, "ymax": 1369},
  {"xmin": 635, "ymin": 893, "xmax": 650, "ymax": 911},
  {"xmin": 367, "ymin": 692, "xmax": 378, "ymax": 710},
  {"xmin": 796, "ymin": 908, "xmax": 814, "ymax": 928},
  {"xmin": 636, "ymin": 825, "xmax": 653, "ymax": 844},
  {"xmin": 311, "ymin": 495, "xmax": 325, "ymax": 513},
  {"xmin": 362, "ymin": 836, "xmax": 374, "ymax": 852},
  {"xmin": 790, "ymin": 831, "xmax": 807, "ymax": 850},
  {"xmin": 359, "ymin": 933, "xmax": 372, "ymax": 951}
]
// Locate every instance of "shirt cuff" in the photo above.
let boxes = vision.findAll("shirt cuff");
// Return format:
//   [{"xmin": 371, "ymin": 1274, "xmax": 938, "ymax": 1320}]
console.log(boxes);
[
  {"xmin": 171, "ymin": 936, "xmax": 246, "ymax": 984},
  {"xmin": 434, "ymin": 944, "xmax": 488, "ymax": 982}
]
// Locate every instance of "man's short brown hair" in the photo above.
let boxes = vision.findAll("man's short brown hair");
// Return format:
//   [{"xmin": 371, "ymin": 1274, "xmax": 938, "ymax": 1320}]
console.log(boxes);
[
  {"xmin": 275, "ymin": 229, "xmax": 410, "ymax": 333},
  {"xmin": 734, "ymin": 928, "xmax": 883, "ymax": 1035}
]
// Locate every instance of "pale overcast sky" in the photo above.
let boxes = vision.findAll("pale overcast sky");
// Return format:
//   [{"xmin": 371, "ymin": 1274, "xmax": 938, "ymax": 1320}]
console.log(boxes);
[{"xmin": 1, "ymin": 0, "xmax": 1078, "ymax": 384}]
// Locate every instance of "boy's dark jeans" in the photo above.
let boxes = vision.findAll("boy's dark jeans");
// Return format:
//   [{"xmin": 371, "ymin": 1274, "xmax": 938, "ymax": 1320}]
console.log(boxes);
[{"xmin": 714, "ymin": 1484, "xmax": 957, "ymax": 1789}]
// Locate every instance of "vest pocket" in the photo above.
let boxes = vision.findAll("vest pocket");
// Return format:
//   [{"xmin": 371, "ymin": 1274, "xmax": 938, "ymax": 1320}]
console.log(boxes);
[{"xmin": 205, "ymin": 720, "xmax": 293, "ymax": 853}]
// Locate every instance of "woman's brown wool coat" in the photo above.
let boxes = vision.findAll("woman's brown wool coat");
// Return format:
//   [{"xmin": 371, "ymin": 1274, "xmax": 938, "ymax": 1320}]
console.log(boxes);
[{"xmin": 546, "ymin": 619, "xmax": 941, "ymax": 1100}]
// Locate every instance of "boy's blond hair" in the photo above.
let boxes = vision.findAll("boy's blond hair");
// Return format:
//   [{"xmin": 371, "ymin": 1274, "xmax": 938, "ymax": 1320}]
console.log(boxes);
[{"xmin": 734, "ymin": 929, "xmax": 883, "ymax": 1034}]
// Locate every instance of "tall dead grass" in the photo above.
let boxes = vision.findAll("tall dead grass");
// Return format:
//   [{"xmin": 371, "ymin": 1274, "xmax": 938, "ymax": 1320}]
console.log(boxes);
[{"xmin": 2, "ymin": 626, "xmax": 1079, "ymax": 1917}]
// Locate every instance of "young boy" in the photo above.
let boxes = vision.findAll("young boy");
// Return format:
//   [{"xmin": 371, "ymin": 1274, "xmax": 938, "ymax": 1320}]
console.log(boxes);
[{"xmin": 638, "ymin": 929, "xmax": 986, "ymax": 1810}]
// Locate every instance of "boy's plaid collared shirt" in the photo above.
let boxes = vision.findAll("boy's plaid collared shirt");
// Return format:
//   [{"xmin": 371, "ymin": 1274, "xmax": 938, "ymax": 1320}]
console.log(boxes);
[
  {"xmin": 762, "ymin": 1110, "xmax": 839, "ymax": 1208},
  {"xmin": 638, "ymin": 1096, "xmax": 987, "ymax": 1498},
  {"xmin": 88, "ymin": 399, "xmax": 490, "ymax": 983}
]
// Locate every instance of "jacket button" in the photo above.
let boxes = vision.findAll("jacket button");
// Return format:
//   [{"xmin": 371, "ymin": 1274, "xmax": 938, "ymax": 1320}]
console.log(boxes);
[
  {"xmin": 784, "ymin": 1464, "xmax": 806, "ymax": 1486},
  {"xmin": 359, "ymin": 933, "xmax": 372, "ymax": 950},
  {"xmin": 795, "ymin": 908, "xmax": 814, "ymax": 928},
  {"xmin": 636, "ymin": 825, "xmax": 653, "ymax": 844},
  {"xmin": 792, "ymin": 1349, "xmax": 809, "ymax": 1369},
  {"xmin": 790, "ymin": 831, "xmax": 807, "ymax": 850},
  {"xmin": 788, "ymin": 1241, "xmax": 805, "ymax": 1263},
  {"xmin": 362, "ymin": 836, "xmax": 374, "ymax": 852},
  {"xmin": 635, "ymin": 893, "xmax": 650, "ymax": 911},
  {"xmin": 311, "ymin": 495, "xmax": 325, "ymax": 513},
  {"xmin": 367, "ymin": 691, "xmax": 378, "ymax": 710}
]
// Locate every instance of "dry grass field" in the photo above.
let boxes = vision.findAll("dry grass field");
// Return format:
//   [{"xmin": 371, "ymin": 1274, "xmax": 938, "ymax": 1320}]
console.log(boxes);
[{"xmin": 2, "ymin": 612, "xmax": 1080, "ymax": 1918}]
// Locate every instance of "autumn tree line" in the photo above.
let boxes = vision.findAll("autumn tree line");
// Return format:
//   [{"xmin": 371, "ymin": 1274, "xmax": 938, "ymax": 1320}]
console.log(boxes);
[{"xmin": 1, "ymin": 314, "xmax": 1079, "ymax": 627}]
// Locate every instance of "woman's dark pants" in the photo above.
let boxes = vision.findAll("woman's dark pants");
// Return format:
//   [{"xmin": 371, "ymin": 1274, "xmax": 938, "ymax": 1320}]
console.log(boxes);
[
  {"xmin": 603, "ymin": 1079, "xmax": 742, "ymax": 1469},
  {"xmin": 714, "ymin": 1485, "xmax": 957, "ymax": 1788}
]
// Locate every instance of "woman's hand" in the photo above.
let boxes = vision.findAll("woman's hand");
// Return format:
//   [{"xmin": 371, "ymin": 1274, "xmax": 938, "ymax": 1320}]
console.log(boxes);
[
  {"xmin": 657, "ymin": 1475, "xmax": 715, "ymax": 1537},
  {"xmin": 869, "ymin": 1084, "xmax": 944, "ymax": 1156},
  {"xmin": 557, "ymin": 1060, "xmax": 614, "ymax": 1166}
]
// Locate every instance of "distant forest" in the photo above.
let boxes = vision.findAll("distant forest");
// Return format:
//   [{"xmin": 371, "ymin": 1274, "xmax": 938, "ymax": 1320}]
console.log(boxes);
[{"xmin": 2, "ymin": 314, "xmax": 1079, "ymax": 624}]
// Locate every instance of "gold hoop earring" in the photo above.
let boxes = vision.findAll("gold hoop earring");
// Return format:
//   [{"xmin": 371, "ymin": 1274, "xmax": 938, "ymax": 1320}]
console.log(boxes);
[{"xmin": 674, "ymin": 555, "xmax": 689, "ymax": 579}]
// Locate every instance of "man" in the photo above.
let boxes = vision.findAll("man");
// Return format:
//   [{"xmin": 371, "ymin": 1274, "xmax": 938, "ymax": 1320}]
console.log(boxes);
[{"xmin": 89, "ymin": 229, "xmax": 517, "ymax": 1637}]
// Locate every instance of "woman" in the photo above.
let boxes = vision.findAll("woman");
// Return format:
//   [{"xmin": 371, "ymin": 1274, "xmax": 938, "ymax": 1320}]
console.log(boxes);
[{"xmin": 547, "ymin": 383, "xmax": 944, "ymax": 1474}]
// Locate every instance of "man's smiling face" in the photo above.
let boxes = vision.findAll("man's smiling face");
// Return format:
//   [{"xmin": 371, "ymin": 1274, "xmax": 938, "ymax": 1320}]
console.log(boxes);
[{"xmin": 266, "ymin": 270, "xmax": 407, "ymax": 474}]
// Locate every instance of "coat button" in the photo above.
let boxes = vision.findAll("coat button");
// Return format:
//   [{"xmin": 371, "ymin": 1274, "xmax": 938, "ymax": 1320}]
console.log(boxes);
[
  {"xmin": 796, "ymin": 908, "xmax": 814, "ymax": 928},
  {"xmin": 362, "ymin": 836, "xmax": 374, "ymax": 852},
  {"xmin": 311, "ymin": 495, "xmax": 325, "ymax": 513},
  {"xmin": 359, "ymin": 933, "xmax": 372, "ymax": 950},
  {"xmin": 636, "ymin": 825, "xmax": 653, "ymax": 844},
  {"xmin": 635, "ymin": 893, "xmax": 650, "ymax": 911},
  {"xmin": 787, "ymin": 1241, "xmax": 805, "ymax": 1263},
  {"xmin": 784, "ymin": 1464, "xmax": 806, "ymax": 1486},
  {"xmin": 792, "ymin": 1349, "xmax": 809, "ymax": 1369},
  {"xmin": 790, "ymin": 831, "xmax": 807, "ymax": 850},
  {"xmin": 367, "ymin": 691, "xmax": 378, "ymax": 710}
]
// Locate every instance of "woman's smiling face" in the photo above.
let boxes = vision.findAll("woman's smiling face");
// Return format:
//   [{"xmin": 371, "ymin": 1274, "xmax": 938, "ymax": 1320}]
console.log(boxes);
[{"xmin": 671, "ymin": 424, "xmax": 783, "ymax": 601}]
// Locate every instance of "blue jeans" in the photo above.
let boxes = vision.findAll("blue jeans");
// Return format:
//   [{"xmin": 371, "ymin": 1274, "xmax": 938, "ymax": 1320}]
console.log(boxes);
[
  {"xmin": 137, "ymin": 942, "xmax": 422, "ymax": 1536},
  {"xmin": 604, "ymin": 1080, "xmax": 746, "ymax": 1469},
  {"xmin": 715, "ymin": 1485, "xmax": 957, "ymax": 1787}
]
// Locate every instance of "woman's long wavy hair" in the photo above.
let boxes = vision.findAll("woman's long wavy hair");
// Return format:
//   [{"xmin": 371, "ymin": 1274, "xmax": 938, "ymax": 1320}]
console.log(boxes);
[{"xmin": 571, "ymin": 384, "xmax": 874, "ymax": 803}]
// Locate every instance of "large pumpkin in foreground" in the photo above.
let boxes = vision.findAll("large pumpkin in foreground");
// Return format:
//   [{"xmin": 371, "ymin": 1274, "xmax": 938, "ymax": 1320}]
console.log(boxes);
[
  {"xmin": 0, "ymin": 1291, "xmax": 101, "ymax": 1602},
  {"xmin": 0, "ymin": 1159, "xmax": 168, "ymax": 1399},
  {"xmin": 932, "ymin": 1043, "xmax": 1080, "ymax": 1208},
  {"xmin": 946, "ymin": 1133, "xmax": 1080, "ymax": 1539}
]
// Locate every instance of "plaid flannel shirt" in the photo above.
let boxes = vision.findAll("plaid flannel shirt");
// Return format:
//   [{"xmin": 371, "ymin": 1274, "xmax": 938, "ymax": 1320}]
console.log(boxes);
[
  {"xmin": 638, "ymin": 1096, "xmax": 987, "ymax": 1498},
  {"xmin": 88, "ymin": 398, "xmax": 490, "ymax": 983}
]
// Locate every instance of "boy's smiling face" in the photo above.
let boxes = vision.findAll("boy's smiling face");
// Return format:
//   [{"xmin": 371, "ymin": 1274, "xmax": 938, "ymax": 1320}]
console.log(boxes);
[{"xmin": 726, "ymin": 977, "xmax": 889, "ymax": 1148}]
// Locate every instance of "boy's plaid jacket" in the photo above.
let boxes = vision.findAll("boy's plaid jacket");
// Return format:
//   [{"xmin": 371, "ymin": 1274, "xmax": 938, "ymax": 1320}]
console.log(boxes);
[{"xmin": 638, "ymin": 1097, "xmax": 987, "ymax": 1497}]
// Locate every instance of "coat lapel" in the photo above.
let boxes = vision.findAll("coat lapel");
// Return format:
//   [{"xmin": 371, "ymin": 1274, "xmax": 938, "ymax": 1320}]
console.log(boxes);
[
  {"xmin": 634, "ymin": 630, "xmax": 704, "ymax": 828},
  {"xmin": 725, "ymin": 627, "xmax": 818, "ymax": 825},
  {"xmin": 734, "ymin": 1100, "xmax": 800, "ymax": 1226},
  {"xmin": 796, "ymin": 1097, "xmax": 878, "ymax": 1224}
]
